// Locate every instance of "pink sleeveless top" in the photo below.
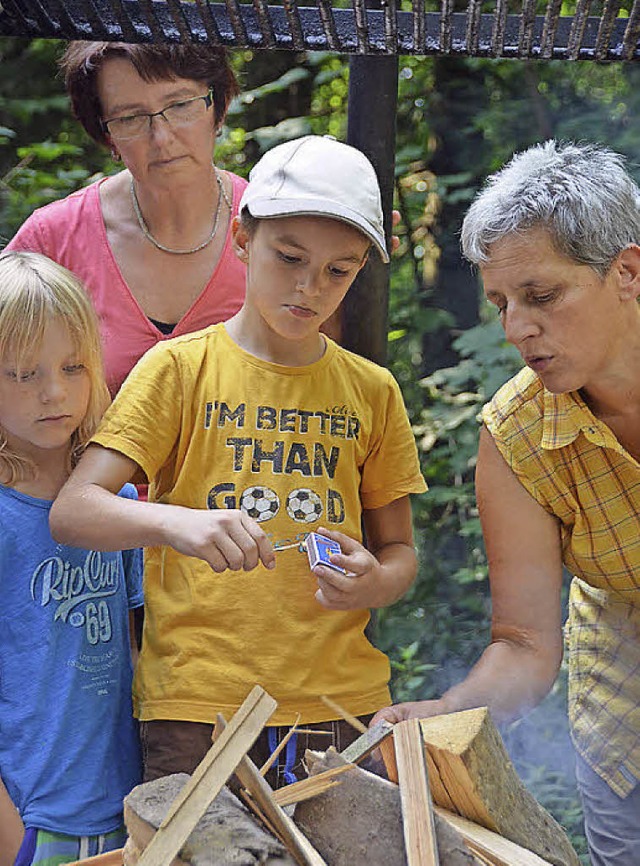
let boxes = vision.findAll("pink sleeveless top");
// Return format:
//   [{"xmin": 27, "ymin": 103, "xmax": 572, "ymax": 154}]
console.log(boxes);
[{"xmin": 7, "ymin": 173, "xmax": 247, "ymax": 395}]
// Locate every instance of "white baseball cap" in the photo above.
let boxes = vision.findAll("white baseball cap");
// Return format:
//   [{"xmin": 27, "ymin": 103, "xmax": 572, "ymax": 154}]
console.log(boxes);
[{"xmin": 239, "ymin": 135, "xmax": 389, "ymax": 263}]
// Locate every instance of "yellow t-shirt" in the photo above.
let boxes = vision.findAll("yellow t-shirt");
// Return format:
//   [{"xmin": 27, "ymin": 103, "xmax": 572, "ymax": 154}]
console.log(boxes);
[
  {"xmin": 93, "ymin": 324, "xmax": 427, "ymax": 725},
  {"xmin": 483, "ymin": 367, "xmax": 640, "ymax": 796}
]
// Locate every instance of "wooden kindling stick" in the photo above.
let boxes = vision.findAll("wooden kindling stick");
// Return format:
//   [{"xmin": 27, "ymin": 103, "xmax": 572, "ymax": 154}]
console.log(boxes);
[
  {"xmin": 214, "ymin": 713, "xmax": 328, "ymax": 866},
  {"xmin": 259, "ymin": 713, "xmax": 301, "ymax": 776},
  {"xmin": 394, "ymin": 718, "xmax": 440, "ymax": 866},
  {"xmin": 273, "ymin": 763, "xmax": 355, "ymax": 807},
  {"xmin": 319, "ymin": 695, "xmax": 367, "ymax": 733},
  {"xmin": 434, "ymin": 806, "xmax": 554, "ymax": 866}
]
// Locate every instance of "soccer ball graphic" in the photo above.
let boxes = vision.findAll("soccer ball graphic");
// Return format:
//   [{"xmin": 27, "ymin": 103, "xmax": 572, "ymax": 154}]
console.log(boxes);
[
  {"xmin": 240, "ymin": 486, "xmax": 280, "ymax": 522},
  {"xmin": 286, "ymin": 489, "xmax": 323, "ymax": 523}
]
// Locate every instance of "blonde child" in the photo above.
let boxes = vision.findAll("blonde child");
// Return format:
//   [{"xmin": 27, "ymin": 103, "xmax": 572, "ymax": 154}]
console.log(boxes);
[
  {"xmin": 51, "ymin": 136, "xmax": 426, "ymax": 785},
  {"xmin": 0, "ymin": 252, "xmax": 143, "ymax": 866}
]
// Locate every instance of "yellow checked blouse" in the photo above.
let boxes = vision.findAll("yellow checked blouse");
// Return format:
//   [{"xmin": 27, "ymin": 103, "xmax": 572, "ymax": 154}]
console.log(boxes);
[{"xmin": 483, "ymin": 367, "xmax": 640, "ymax": 797}]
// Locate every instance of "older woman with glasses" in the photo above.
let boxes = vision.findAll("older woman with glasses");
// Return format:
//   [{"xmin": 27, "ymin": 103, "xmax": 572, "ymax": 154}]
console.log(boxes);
[{"xmin": 6, "ymin": 42, "xmax": 244, "ymax": 396}]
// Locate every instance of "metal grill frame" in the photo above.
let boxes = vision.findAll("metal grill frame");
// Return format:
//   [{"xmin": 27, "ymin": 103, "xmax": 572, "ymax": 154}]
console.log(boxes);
[{"xmin": 1, "ymin": 0, "xmax": 639, "ymax": 61}]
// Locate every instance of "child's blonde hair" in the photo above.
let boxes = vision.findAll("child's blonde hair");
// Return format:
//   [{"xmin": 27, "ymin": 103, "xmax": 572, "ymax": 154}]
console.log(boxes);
[{"xmin": 0, "ymin": 251, "xmax": 110, "ymax": 481}]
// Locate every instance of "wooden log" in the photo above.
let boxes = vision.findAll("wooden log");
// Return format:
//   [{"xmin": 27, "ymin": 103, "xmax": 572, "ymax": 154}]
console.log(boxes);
[
  {"xmin": 124, "ymin": 774, "xmax": 295, "ymax": 866},
  {"xmin": 394, "ymin": 719, "xmax": 440, "ymax": 866},
  {"xmin": 215, "ymin": 713, "xmax": 328, "ymax": 866},
  {"xmin": 381, "ymin": 708, "xmax": 579, "ymax": 866},
  {"xmin": 295, "ymin": 747, "xmax": 483, "ymax": 866},
  {"xmin": 135, "ymin": 685, "xmax": 276, "ymax": 866}
]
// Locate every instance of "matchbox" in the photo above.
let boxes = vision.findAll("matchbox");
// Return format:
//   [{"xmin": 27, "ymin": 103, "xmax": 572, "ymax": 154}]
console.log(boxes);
[{"xmin": 305, "ymin": 532, "xmax": 346, "ymax": 574}]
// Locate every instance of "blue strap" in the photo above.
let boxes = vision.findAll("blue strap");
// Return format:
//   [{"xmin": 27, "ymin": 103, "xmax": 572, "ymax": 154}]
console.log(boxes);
[
  {"xmin": 283, "ymin": 731, "xmax": 298, "ymax": 785},
  {"xmin": 13, "ymin": 827, "xmax": 37, "ymax": 866},
  {"xmin": 266, "ymin": 726, "xmax": 298, "ymax": 785}
]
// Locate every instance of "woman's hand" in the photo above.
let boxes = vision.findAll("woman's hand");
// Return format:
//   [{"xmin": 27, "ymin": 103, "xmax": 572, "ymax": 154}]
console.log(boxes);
[{"xmin": 371, "ymin": 699, "xmax": 446, "ymax": 726}]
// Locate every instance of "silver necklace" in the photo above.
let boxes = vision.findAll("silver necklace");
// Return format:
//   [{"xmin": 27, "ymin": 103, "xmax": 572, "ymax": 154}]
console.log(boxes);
[{"xmin": 130, "ymin": 166, "xmax": 231, "ymax": 255}]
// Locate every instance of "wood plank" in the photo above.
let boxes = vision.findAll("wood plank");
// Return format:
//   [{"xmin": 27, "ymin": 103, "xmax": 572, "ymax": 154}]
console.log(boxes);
[
  {"xmin": 136, "ymin": 686, "xmax": 276, "ymax": 866},
  {"xmin": 380, "ymin": 727, "xmax": 461, "ymax": 813},
  {"xmin": 339, "ymin": 719, "xmax": 393, "ymax": 764},
  {"xmin": 435, "ymin": 807, "xmax": 555, "ymax": 866},
  {"xmin": 215, "ymin": 713, "xmax": 328, "ymax": 866},
  {"xmin": 394, "ymin": 718, "xmax": 440, "ymax": 866}
]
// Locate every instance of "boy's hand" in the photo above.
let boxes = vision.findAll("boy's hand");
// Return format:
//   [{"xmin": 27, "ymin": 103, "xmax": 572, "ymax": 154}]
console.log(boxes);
[
  {"xmin": 167, "ymin": 508, "xmax": 275, "ymax": 573},
  {"xmin": 311, "ymin": 527, "xmax": 383, "ymax": 610}
]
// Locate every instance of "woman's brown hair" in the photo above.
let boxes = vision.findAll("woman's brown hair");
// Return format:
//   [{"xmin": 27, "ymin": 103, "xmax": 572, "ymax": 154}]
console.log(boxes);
[{"xmin": 60, "ymin": 42, "xmax": 239, "ymax": 146}]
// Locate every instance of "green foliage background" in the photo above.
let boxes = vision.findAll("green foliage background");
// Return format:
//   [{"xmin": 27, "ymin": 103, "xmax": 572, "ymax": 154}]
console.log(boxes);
[{"xmin": 2, "ymin": 39, "xmax": 640, "ymax": 864}]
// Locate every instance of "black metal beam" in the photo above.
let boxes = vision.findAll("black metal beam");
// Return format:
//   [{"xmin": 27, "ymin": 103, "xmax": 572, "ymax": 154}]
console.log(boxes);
[{"xmin": 343, "ymin": 54, "xmax": 399, "ymax": 365}]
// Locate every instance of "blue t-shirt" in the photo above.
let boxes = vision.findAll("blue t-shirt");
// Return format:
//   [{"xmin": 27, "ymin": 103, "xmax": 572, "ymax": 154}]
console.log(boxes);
[{"xmin": 0, "ymin": 483, "xmax": 144, "ymax": 836}]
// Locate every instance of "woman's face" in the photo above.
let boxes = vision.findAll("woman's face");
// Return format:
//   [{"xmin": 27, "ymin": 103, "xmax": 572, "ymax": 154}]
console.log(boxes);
[
  {"xmin": 97, "ymin": 56, "xmax": 217, "ymax": 187},
  {"xmin": 480, "ymin": 228, "xmax": 640, "ymax": 396}
]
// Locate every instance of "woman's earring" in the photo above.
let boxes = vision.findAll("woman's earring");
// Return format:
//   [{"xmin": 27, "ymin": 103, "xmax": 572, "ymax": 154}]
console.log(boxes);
[{"xmin": 110, "ymin": 148, "xmax": 121, "ymax": 162}]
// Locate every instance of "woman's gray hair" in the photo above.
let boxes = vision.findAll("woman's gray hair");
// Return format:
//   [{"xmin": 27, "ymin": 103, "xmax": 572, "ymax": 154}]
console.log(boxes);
[{"xmin": 461, "ymin": 140, "xmax": 640, "ymax": 276}]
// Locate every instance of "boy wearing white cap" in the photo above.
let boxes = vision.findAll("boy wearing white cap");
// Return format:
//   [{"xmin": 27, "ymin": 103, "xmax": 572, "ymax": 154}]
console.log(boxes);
[{"xmin": 51, "ymin": 136, "xmax": 426, "ymax": 784}]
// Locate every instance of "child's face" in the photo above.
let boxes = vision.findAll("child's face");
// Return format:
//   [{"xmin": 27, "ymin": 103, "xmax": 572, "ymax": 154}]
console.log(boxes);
[
  {"xmin": 233, "ymin": 215, "xmax": 369, "ymax": 350},
  {"xmin": 0, "ymin": 317, "xmax": 91, "ymax": 462}
]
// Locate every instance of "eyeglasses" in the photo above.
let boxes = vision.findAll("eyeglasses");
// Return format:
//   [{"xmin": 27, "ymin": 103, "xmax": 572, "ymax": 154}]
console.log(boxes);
[{"xmin": 102, "ymin": 89, "xmax": 214, "ymax": 142}]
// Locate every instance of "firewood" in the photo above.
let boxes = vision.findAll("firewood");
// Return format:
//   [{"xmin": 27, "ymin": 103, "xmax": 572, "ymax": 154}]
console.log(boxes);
[
  {"xmin": 295, "ymin": 747, "xmax": 483, "ymax": 866},
  {"xmin": 124, "ymin": 774, "xmax": 294, "ymax": 865},
  {"xmin": 273, "ymin": 763, "xmax": 355, "ymax": 807},
  {"xmin": 381, "ymin": 708, "xmax": 579, "ymax": 866},
  {"xmin": 135, "ymin": 685, "xmax": 276, "ymax": 866},
  {"xmin": 394, "ymin": 718, "xmax": 440, "ymax": 866},
  {"xmin": 215, "ymin": 713, "xmax": 328, "ymax": 866},
  {"xmin": 339, "ymin": 719, "xmax": 394, "ymax": 764},
  {"xmin": 436, "ymin": 807, "xmax": 556, "ymax": 866},
  {"xmin": 319, "ymin": 695, "xmax": 367, "ymax": 732},
  {"xmin": 261, "ymin": 714, "xmax": 301, "ymax": 776}
]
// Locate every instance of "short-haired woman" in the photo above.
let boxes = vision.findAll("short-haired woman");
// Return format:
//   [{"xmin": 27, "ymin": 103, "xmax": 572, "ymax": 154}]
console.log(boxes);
[{"xmin": 375, "ymin": 140, "xmax": 640, "ymax": 866}]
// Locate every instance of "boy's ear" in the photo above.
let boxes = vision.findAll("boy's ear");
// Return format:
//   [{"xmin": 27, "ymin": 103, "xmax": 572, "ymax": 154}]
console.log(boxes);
[
  {"xmin": 232, "ymin": 216, "xmax": 250, "ymax": 263},
  {"xmin": 358, "ymin": 248, "xmax": 371, "ymax": 272}
]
